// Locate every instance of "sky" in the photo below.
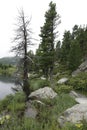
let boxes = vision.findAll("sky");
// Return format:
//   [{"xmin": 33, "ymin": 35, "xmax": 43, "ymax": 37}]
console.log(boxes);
[{"xmin": 0, "ymin": 0, "xmax": 87, "ymax": 58}]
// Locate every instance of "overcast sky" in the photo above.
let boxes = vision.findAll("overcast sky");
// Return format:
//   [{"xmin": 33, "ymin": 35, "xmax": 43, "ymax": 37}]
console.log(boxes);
[{"xmin": 0, "ymin": 0, "xmax": 87, "ymax": 58}]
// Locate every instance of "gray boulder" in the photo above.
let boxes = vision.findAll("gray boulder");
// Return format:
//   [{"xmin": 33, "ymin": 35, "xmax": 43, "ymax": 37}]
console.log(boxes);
[
  {"xmin": 70, "ymin": 91, "xmax": 87, "ymax": 99},
  {"xmin": 58, "ymin": 104, "xmax": 87, "ymax": 127},
  {"xmin": 29, "ymin": 87, "xmax": 57, "ymax": 99},
  {"xmin": 72, "ymin": 60, "xmax": 87, "ymax": 76},
  {"xmin": 40, "ymin": 76, "xmax": 46, "ymax": 80},
  {"xmin": 25, "ymin": 102, "xmax": 37, "ymax": 118},
  {"xmin": 69, "ymin": 91, "xmax": 81, "ymax": 98},
  {"xmin": 70, "ymin": 91, "xmax": 87, "ymax": 104},
  {"xmin": 57, "ymin": 78, "xmax": 68, "ymax": 84}
]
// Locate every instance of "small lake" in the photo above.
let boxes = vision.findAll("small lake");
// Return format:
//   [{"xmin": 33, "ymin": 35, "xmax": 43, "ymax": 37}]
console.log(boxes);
[{"xmin": 0, "ymin": 76, "xmax": 15, "ymax": 99}]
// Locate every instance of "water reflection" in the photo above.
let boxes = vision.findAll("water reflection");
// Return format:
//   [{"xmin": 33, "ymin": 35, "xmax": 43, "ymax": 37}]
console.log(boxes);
[{"xmin": 0, "ymin": 76, "xmax": 15, "ymax": 99}]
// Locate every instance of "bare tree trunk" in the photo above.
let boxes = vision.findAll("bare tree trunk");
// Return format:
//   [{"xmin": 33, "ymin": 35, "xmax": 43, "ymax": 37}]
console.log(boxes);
[
  {"xmin": 23, "ymin": 18, "xmax": 30, "ymax": 98},
  {"xmin": 23, "ymin": 55, "xmax": 30, "ymax": 98},
  {"xmin": 11, "ymin": 9, "xmax": 33, "ymax": 99}
]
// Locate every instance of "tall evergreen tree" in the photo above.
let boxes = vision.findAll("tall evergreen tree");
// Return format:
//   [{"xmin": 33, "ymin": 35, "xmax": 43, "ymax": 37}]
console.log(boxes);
[
  {"xmin": 60, "ymin": 31, "xmax": 72, "ymax": 64},
  {"xmin": 55, "ymin": 40, "xmax": 61, "ymax": 61},
  {"xmin": 68, "ymin": 40, "xmax": 82, "ymax": 71},
  {"xmin": 38, "ymin": 1, "xmax": 60, "ymax": 80}
]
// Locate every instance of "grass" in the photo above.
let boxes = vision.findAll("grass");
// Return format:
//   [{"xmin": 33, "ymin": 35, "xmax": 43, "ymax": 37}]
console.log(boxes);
[
  {"xmin": 0, "ymin": 66, "xmax": 16, "ymax": 76},
  {"xmin": 0, "ymin": 91, "xmax": 77, "ymax": 130},
  {"xmin": 30, "ymin": 78, "xmax": 49, "ymax": 91},
  {"xmin": 0, "ymin": 68, "xmax": 87, "ymax": 129}
]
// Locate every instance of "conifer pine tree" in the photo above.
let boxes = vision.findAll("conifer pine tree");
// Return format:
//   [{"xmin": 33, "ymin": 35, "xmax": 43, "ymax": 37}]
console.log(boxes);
[
  {"xmin": 68, "ymin": 40, "xmax": 82, "ymax": 71},
  {"xmin": 55, "ymin": 41, "xmax": 61, "ymax": 61},
  {"xmin": 60, "ymin": 31, "xmax": 72, "ymax": 65},
  {"xmin": 39, "ymin": 1, "xmax": 60, "ymax": 80}
]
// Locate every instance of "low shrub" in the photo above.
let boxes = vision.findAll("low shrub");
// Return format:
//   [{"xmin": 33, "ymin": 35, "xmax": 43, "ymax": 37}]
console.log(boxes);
[
  {"xmin": 35, "ymin": 94, "xmax": 76, "ymax": 124},
  {"xmin": 54, "ymin": 85, "xmax": 73, "ymax": 94},
  {"xmin": 30, "ymin": 79, "xmax": 49, "ymax": 91},
  {"xmin": 62, "ymin": 121, "xmax": 87, "ymax": 130},
  {"xmin": 7, "ymin": 92, "xmax": 26, "ymax": 112},
  {"xmin": 0, "ymin": 92, "xmax": 26, "ymax": 113},
  {"xmin": 0, "ymin": 94, "xmax": 14, "ymax": 112},
  {"xmin": 0, "ymin": 92, "xmax": 77, "ymax": 130},
  {"xmin": 67, "ymin": 72, "xmax": 87, "ymax": 90}
]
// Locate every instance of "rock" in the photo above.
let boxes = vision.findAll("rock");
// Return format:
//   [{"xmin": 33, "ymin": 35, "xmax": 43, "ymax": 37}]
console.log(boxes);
[
  {"xmin": 33, "ymin": 100, "xmax": 45, "ymax": 105},
  {"xmin": 58, "ymin": 104, "xmax": 87, "ymax": 127},
  {"xmin": 69, "ymin": 91, "xmax": 80, "ymax": 98},
  {"xmin": 72, "ymin": 69, "xmax": 81, "ymax": 77},
  {"xmin": 40, "ymin": 76, "xmax": 46, "ymax": 80},
  {"xmin": 79, "ymin": 60, "xmax": 87, "ymax": 71},
  {"xmin": 75, "ymin": 97, "xmax": 87, "ymax": 104},
  {"xmin": 54, "ymin": 73, "xmax": 60, "ymax": 78},
  {"xmin": 70, "ymin": 91, "xmax": 87, "ymax": 104},
  {"xmin": 72, "ymin": 60, "xmax": 87, "ymax": 76},
  {"xmin": 29, "ymin": 87, "xmax": 57, "ymax": 99},
  {"xmin": 25, "ymin": 102, "xmax": 37, "ymax": 118},
  {"xmin": 59, "ymin": 91, "xmax": 87, "ymax": 127},
  {"xmin": 57, "ymin": 78, "xmax": 68, "ymax": 84}
]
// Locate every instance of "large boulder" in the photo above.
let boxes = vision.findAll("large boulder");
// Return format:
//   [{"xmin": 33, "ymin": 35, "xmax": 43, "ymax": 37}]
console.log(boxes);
[
  {"xmin": 57, "ymin": 78, "xmax": 68, "ymax": 84},
  {"xmin": 58, "ymin": 104, "xmax": 87, "ymax": 127},
  {"xmin": 29, "ymin": 87, "xmax": 57, "ymax": 99},
  {"xmin": 70, "ymin": 91, "xmax": 87, "ymax": 104},
  {"xmin": 72, "ymin": 60, "xmax": 87, "ymax": 76},
  {"xmin": 69, "ymin": 91, "xmax": 86, "ymax": 98}
]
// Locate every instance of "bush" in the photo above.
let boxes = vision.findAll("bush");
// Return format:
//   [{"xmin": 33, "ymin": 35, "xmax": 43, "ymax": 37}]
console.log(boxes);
[
  {"xmin": 7, "ymin": 92, "xmax": 26, "ymax": 112},
  {"xmin": 7, "ymin": 102, "xmax": 25, "ymax": 112},
  {"xmin": 30, "ymin": 79, "xmax": 49, "ymax": 91},
  {"xmin": 0, "ymin": 94, "xmax": 14, "ymax": 112},
  {"xmin": 35, "ymin": 94, "xmax": 76, "ymax": 124},
  {"xmin": 0, "ymin": 92, "xmax": 26, "ymax": 113},
  {"xmin": 67, "ymin": 72, "xmax": 87, "ymax": 90},
  {"xmin": 54, "ymin": 85, "xmax": 73, "ymax": 94}
]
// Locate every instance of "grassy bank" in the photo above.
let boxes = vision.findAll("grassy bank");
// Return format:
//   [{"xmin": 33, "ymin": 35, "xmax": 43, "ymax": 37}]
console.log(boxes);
[
  {"xmin": 0, "ymin": 91, "xmax": 77, "ymax": 130},
  {"xmin": 0, "ymin": 66, "xmax": 16, "ymax": 76}
]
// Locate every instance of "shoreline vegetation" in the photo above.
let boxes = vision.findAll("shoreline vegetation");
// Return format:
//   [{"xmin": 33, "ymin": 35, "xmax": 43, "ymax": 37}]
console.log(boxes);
[
  {"xmin": 0, "ymin": 70, "xmax": 87, "ymax": 129},
  {"xmin": 0, "ymin": 0, "xmax": 87, "ymax": 129}
]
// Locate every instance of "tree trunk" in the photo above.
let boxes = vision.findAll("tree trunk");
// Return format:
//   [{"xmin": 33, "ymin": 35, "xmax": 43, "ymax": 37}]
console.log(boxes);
[
  {"xmin": 23, "ymin": 55, "xmax": 30, "ymax": 98},
  {"xmin": 23, "ymin": 21, "xmax": 30, "ymax": 98}
]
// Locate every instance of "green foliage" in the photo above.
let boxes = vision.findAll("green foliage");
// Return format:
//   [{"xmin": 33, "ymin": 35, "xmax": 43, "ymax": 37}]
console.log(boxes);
[
  {"xmin": 67, "ymin": 72, "xmax": 87, "ymax": 90},
  {"xmin": 60, "ymin": 25, "xmax": 87, "ymax": 70},
  {"xmin": 54, "ymin": 85, "xmax": 73, "ymax": 93},
  {"xmin": 0, "ymin": 94, "xmax": 14, "ymax": 112},
  {"xmin": 0, "ymin": 92, "xmax": 26, "ymax": 113},
  {"xmin": 62, "ymin": 121, "xmax": 87, "ymax": 130},
  {"xmin": 36, "ymin": 1, "xmax": 60, "ymax": 77},
  {"xmin": 55, "ymin": 41, "xmax": 61, "ymax": 61},
  {"xmin": 30, "ymin": 78, "xmax": 49, "ymax": 91},
  {"xmin": 68, "ymin": 40, "xmax": 82, "ymax": 71},
  {"xmin": 0, "ymin": 92, "xmax": 76, "ymax": 130},
  {"xmin": 0, "ymin": 65, "xmax": 16, "ymax": 76},
  {"xmin": 35, "ymin": 94, "xmax": 76, "ymax": 124},
  {"xmin": 8, "ymin": 102, "xmax": 25, "ymax": 112},
  {"xmin": 8, "ymin": 92, "xmax": 26, "ymax": 112},
  {"xmin": 60, "ymin": 31, "xmax": 72, "ymax": 64}
]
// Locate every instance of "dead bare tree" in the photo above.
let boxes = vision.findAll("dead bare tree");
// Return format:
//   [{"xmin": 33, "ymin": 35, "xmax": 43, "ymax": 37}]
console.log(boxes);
[{"xmin": 11, "ymin": 9, "xmax": 33, "ymax": 99}]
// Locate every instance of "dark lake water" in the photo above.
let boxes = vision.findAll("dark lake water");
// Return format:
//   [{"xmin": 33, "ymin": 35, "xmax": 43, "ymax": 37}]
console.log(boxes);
[{"xmin": 0, "ymin": 76, "xmax": 15, "ymax": 99}]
